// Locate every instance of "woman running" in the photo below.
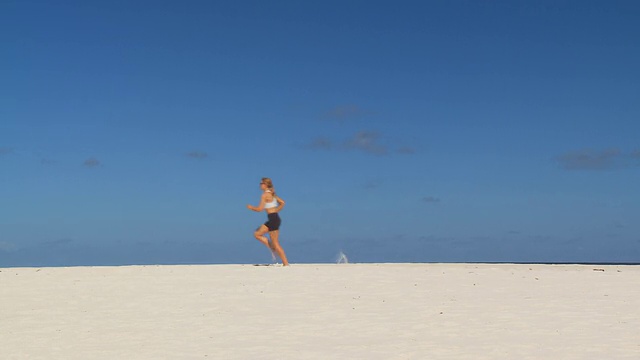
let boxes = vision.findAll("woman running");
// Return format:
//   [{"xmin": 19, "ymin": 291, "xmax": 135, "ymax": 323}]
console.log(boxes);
[{"xmin": 247, "ymin": 177, "xmax": 289, "ymax": 266}]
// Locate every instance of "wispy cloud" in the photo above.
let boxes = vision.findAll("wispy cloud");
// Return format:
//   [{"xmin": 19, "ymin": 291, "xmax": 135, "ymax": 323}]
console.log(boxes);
[
  {"xmin": 397, "ymin": 146, "xmax": 416, "ymax": 155},
  {"xmin": 306, "ymin": 137, "xmax": 333, "ymax": 150},
  {"xmin": 83, "ymin": 157, "xmax": 101, "ymax": 168},
  {"xmin": 612, "ymin": 221, "xmax": 625, "ymax": 229},
  {"xmin": 362, "ymin": 180, "xmax": 380, "ymax": 190},
  {"xmin": 323, "ymin": 104, "xmax": 372, "ymax": 121},
  {"xmin": 315, "ymin": 104, "xmax": 417, "ymax": 155},
  {"xmin": 556, "ymin": 148, "xmax": 640, "ymax": 170},
  {"xmin": 305, "ymin": 131, "xmax": 388, "ymax": 155},
  {"xmin": 345, "ymin": 131, "xmax": 387, "ymax": 155},
  {"xmin": 186, "ymin": 151, "xmax": 208, "ymax": 159},
  {"xmin": 422, "ymin": 196, "xmax": 441, "ymax": 203}
]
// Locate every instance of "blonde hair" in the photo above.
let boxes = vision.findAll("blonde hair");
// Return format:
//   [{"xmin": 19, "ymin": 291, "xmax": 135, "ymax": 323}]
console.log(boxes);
[{"xmin": 261, "ymin": 177, "xmax": 276, "ymax": 195}]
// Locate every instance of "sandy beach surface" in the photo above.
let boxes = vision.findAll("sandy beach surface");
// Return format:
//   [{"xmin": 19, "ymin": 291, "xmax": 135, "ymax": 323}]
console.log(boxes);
[{"xmin": 1, "ymin": 263, "xmax": 639, "ymax": 359}]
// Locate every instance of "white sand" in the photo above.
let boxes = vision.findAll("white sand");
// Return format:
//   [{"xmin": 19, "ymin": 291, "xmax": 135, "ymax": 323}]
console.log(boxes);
[{"xmin": 1, "ymin": 263, "xmax": 639, "ymax": 359}]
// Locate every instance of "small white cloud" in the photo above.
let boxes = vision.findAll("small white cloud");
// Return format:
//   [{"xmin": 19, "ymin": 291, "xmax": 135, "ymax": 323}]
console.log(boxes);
[
  {"xmin": 397, "ymin": 146, "xmax": 416, "ymax": 155},
  {"xmin": 422, "ymin": 196, "xmax": 441, "ymax": 203},
  {"xmin": 186, "ymin": 151, "xmax": 208, "ymax": 159},
  {"xmin": 344, "ymin": 131, "xmax": 387, "ymax": 155},
  {"xmin": 83, "ymin": 157, "xmax": 101, "ymax": 167},
  {"xmin": 306, "ymin": 131, "xmax": 405, "ymax": 156},
  {"xmin": 306, "ymin": 137, "xmax": 333, "ymax": 150},
  {"xmin": 323, "ymin": 104, "xmax": 371, "ymax": 121},
  {"xmin": 362, "ymin": 180, "xmax": 380, "ymax": 190},
  {"xmin": 557, "ymin": 148, "xmax": 640, "ymax": 170}
]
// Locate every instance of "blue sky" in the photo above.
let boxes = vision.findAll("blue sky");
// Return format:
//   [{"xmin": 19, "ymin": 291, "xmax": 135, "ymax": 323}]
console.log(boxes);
[{"xmin": 2, "ymin": 0, "xmax": 639, "ymax": 266}]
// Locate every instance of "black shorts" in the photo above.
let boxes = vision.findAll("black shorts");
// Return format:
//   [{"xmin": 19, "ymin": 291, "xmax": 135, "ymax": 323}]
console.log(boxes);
[{"xmin": 264, "ymin": 213, "xmax": 281, "ymax": 231}]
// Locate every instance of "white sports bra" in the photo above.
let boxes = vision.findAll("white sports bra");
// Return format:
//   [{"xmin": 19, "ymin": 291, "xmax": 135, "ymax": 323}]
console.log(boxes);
[{"xmin": 264, "ymin": 191, "xmax": 278, "ymax": 209}]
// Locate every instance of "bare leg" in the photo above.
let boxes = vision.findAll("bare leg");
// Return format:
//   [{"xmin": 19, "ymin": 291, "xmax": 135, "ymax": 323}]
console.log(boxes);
[
  {"xmin": 269, "ymin": 230, "xmax": 289, "ymax": 266},
  {"xmin": 253, "ymin": 225, "xmax": 273, "ymax": 251}
]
